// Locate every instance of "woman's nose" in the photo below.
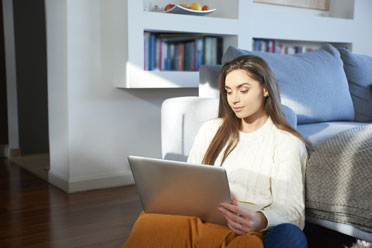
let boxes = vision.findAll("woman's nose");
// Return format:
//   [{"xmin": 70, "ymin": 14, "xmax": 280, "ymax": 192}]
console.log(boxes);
[{"xmin": 232, "ymin": 92, "xmax": 240, "ymax": 103}]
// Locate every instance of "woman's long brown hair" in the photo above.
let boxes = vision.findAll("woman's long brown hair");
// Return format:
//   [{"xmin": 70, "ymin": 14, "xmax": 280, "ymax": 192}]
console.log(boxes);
[{"xmin": 201, "ymin": 55, "xmax": 309, "ymax": 166}]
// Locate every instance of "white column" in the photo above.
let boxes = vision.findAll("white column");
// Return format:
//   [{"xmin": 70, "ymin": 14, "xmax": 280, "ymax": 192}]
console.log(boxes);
[{"xmin": 45, "ymin": 0, "xmax": 70, "ymax": 192}]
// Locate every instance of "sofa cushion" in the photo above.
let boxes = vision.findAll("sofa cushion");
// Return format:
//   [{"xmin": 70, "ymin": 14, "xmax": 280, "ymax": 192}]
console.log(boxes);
[
  {"xmin": 297, "ymin": 122, "xmax": 369, "ymax": 148},
  {"xmin": 339, "ymin": 48, "xmax": 372, "ymax": 122},
  {"xmin": 282, "ymin": 105, "xmax": 297, "ymax": 130},
  {"xmin": 222, "ymin": 45, "xmax": 355, "ymax": 124}
]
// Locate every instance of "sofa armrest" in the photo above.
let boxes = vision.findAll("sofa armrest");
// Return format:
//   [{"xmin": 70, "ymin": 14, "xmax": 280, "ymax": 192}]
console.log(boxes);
[{"xmin": 161, "ymin": 97, "xmax": 219, "ymax": 161}]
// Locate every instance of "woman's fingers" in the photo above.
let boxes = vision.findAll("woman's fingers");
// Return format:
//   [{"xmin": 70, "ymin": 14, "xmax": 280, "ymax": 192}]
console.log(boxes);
[
  {"xmin": 220, "ymin": 202, "xmax": 240, "ymax": 215},
  {"xmin": 218, "ymin": 205, "xmax": 242, "ymax": 223},
  {"xmin": 226, "ymin": 215, "xmax": 251, "ymax": 235},
  {"xmin": 218, "ymin": 206, "xmax": 252, "ymax": 234}
]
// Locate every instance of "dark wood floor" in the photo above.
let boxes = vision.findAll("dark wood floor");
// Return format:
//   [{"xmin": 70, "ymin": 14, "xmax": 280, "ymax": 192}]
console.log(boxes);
[
  {"xmin": 0, "ymin": 158, "xmax": 142, "ymax": 248},
  {"xmin": 0, "ymin": 158, "xmax": 357, "ymax": 247}
]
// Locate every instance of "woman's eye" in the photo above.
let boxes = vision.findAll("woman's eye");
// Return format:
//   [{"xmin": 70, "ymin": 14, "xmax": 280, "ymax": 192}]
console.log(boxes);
[
  {"xmin": 226, "ymin": 91, "xmax": 232, "ymax": 95},
  {"xmin": 241, "ymin": 90, "xmax": 248, "ymax": 94}
]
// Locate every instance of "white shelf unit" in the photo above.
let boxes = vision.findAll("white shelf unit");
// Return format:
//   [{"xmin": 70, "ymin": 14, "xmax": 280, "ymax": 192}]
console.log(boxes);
[
  {"xmin": 115, "ymin": 0, "xmax": 239, "ymax": 88},
  {"xmin": 116, "ymin": 0, "xmax": 356, "ymax": 89}
]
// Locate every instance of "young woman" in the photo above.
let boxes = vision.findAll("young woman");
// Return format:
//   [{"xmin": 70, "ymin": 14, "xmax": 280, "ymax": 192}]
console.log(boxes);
[{"xmin": 124, "ymin": 55, "xmax": 308, "ymax": 248}]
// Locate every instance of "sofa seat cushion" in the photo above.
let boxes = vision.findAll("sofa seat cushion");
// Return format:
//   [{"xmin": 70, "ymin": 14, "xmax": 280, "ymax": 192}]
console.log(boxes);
[
  {"xmin": 222, "ymin": 45, "xmax": 355, "ymax": 125},
  {"xmin": 297, "ymin": 122, "xmax": 369, "ymax": 148},
  {"xmin": 339, "ymin": 48, "xmax": 372, "ymax": 122}
]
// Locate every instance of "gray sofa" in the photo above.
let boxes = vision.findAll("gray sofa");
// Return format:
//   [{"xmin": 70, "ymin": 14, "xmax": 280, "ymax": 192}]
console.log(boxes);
[{"xmin": 161, "ymin": 44, "xmax": 372, "ymax": 241}]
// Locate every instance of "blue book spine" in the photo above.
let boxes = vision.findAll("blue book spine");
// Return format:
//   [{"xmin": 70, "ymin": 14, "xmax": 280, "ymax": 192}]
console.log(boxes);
[
  {"xmin": 149, "ymin": 34, "xmax": 155, "ymax": 70},
  {"xmin": 196, "ymin": 39, "xmax": 203, "ymax": 71},
  {"xmin": 253, "ymin": 39, "xmax": 260, "ymax": 51}
]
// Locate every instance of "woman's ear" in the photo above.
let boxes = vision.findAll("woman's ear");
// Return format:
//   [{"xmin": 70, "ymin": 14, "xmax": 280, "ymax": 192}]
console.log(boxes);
[{"xmin": 263, "ymin": 87, "xmax": 269, "ymax": 97}]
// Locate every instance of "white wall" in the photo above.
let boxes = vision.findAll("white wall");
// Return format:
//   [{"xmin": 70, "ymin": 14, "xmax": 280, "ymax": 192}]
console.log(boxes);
[
  {"xmin": 45, "ymin": 0, "xmax": 372, "ymax": 192},
  {"xmin": 352, "ymin": 0, "xmax": 372, "ymax": 56},
  {"xmin": 46, "ymin": 0, "xmax": 197, "ymax": 192}
]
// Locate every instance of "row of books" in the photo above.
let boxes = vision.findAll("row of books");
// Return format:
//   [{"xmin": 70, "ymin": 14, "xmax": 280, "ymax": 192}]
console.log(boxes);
[
  {"xmin": 144, "ymin": 32, "xmax": 223, "ymax": 71},
  {"xmin": 253, "ymin": 39, "xmax": 315, "ymax": 54}
]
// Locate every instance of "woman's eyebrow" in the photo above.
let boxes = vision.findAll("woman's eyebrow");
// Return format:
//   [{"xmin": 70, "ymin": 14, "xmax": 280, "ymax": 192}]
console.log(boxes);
[{"xmin": 225, "ymin": 83, "xmax": 251, "ymax": 89}]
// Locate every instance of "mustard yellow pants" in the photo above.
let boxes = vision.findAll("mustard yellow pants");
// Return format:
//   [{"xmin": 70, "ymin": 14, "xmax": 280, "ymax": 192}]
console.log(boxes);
[{"xmin": 123, "ymin": 211, "xmax": 263, "ymax": 248}]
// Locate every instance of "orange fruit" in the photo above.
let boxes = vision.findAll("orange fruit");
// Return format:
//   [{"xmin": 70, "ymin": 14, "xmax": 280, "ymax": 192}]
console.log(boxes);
[
  {"xmin": 164, "ymin": 4, "xmax": 175, "ymax": 11},
  {"xmin": 202, "ymin": 5, "xmax": 209, "ymax": 11}
]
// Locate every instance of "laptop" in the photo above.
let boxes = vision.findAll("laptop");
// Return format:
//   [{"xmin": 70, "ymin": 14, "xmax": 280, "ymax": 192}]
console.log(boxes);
[{"xmin": 128, "ymin": 155, "xmax": 232, "ymax": 226}]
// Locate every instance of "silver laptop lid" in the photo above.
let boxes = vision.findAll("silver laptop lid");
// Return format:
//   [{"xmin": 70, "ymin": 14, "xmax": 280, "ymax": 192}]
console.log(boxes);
[{"xmin": 128, "ymin": 155, "xmax": 232, "ymax": 226}]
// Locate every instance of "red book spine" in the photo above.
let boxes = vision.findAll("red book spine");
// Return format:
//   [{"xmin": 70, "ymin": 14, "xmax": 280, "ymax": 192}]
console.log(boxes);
[{"xmin": 178, "ymin": 43, "xmax": 184, "ymax": 71}]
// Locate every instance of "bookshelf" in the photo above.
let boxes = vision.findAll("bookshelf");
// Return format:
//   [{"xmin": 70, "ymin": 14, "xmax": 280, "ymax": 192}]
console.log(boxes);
[
  {"xmin": 115, "ymin": 0, "xmax": 355, "ymax": 88},
  {"xmin": 144, "ymin": 32, "xmax": 223, "ymax": 72},
  {"xmin": 253, "ymin": 38, "xmax": 352, "ymax": 54}
]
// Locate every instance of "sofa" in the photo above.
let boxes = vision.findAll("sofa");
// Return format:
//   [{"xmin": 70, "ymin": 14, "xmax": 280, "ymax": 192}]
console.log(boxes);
[{"xmin": 161, "ymin": 44, "xmax": 372, "ymax": 241}]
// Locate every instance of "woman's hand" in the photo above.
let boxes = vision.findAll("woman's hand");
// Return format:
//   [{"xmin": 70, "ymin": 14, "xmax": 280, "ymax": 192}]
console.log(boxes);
[{"xmin": 218, "ymin": 199, "xmax": 268, "ymax": 235}]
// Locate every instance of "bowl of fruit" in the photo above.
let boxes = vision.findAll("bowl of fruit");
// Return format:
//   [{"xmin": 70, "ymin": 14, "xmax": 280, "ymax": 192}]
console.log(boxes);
[{"xmin": 164, "ymin": 3, "xmax": 215, "ymax": 16}]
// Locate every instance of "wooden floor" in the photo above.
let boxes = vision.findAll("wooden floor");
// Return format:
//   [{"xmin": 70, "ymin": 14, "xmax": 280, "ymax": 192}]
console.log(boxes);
[
  {"xmin": 0, "ymin": 158, "xmax": 142, "ymax": 248},
  {"xmin": 0, "ymin": 158, "xmax": 358, "ymax": 248}
]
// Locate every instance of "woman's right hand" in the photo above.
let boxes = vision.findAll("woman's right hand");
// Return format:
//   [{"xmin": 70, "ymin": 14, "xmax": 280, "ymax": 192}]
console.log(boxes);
[{"xmin": 218, "ymin": 199, "xmax": 267, "ymax": 235}]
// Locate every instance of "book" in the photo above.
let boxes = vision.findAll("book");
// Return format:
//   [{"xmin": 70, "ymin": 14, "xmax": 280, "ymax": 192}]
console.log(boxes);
[
  {"xmin": 144, "ymin": 32, "xmax": 150, "ymax": 70},
  {"xmin": 149, "ymin": 34, "xmax": 156, "ymax": 70}
]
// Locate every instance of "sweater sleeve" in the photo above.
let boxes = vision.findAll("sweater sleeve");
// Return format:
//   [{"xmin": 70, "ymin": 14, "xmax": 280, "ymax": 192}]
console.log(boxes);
[{"xmin": 259, "ymin": 135, "xmax": 308, "ymax": 230}]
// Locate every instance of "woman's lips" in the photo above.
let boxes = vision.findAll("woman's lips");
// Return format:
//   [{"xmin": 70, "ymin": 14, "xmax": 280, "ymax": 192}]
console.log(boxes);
[{"xmin": 233, "ymin": 107, "xmax": 244, "ymax": 112}]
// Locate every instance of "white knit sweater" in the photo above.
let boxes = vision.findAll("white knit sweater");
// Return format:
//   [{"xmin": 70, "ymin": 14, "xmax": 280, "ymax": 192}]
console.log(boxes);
[{"xmin": 187, "ymin": 117, "xmax": 308, "ymax": 230}]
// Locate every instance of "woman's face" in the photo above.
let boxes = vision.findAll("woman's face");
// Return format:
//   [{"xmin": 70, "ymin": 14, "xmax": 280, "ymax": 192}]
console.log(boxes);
[{"xmin": 224, "ymin": 69, "xmax": 268, "ymax": 122}]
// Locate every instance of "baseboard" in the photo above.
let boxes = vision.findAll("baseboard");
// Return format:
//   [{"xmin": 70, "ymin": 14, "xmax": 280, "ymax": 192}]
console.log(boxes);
[
  {"xmin": 49, "ymin": 169, "xmax": 69, "ymax": 192},
  {"xmin": 8, "ymin": 148, "xmax": 21, "ymax": 157},
  {"xmin": 68, "ymin": 171, "xmax": 135, "ymax": 193},
  {"xmin": 48, "ymin": 169, "xmax": 135, "ymax": 193}
]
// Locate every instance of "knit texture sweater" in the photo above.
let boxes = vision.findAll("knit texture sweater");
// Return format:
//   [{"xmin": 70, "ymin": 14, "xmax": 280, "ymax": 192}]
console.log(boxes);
[{"xmin": 187, "ymin": 117, "xmax": 308, "ymax": 230}]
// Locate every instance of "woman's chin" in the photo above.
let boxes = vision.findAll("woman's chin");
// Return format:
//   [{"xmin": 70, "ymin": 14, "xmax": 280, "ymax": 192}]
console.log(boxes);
[{"xmin": 234, "ymin": 113, "xmax": 247, "ymax": 119}]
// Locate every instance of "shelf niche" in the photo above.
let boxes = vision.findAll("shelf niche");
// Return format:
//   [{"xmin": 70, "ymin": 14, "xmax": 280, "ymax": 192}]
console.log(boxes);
[
  {"xmin": 252, "ymin": 0, "xmax": 354, "ymax": 20},
  {"xmin": 144, "ymin": 32, "xmax": 224, "ymax": 72},
  {"xmin": 142, "ymin": 0, "xmax": 239, "ymax": 19},
  {"xmin": 252, "ymin": 38, "xmax": 352, "ymax": 54}
]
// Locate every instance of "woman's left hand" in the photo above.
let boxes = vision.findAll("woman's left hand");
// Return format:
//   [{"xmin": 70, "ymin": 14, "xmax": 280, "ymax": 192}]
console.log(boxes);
[{"xmin": 218, "ymin": 199, "xmax": 267, "ymax": 235}]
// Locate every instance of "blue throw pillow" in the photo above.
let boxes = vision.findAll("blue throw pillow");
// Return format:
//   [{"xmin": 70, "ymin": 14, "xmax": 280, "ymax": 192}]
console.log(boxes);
[
  {"xmin": 339, "ymin": 48, "xmax": 372, "ymax": 122},
  {"xmin": 222, "ymin": 44, "xmax": 355, "ymax": 124}
]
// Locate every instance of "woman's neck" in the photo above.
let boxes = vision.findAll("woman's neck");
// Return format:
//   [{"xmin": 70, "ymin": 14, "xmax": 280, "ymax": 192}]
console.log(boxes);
[{"xmin": 240, "ymin": 111, "xmax": 269, "ymax": 133}]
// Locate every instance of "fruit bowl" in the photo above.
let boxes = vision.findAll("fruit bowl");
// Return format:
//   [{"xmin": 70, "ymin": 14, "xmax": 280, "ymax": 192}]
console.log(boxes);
[{"xmin": 164, "ymin": 4, "xmax": 216, "ymax": 16}]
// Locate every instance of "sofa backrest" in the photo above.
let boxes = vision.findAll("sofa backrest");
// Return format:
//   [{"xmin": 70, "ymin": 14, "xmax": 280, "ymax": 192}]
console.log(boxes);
[
  {"xmin": 339, "ymin": 48, "xmax": 372, "ymax": 122},
  {"xmin": 199, "ymin": 65, "xmax": 222, "ymax": 98}
]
